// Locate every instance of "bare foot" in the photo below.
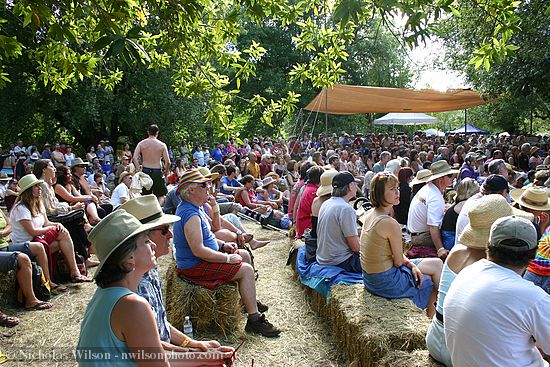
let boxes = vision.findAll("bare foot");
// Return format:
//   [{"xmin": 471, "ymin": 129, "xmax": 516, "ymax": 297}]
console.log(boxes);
[
  {"xmin": 85, "ymin": 258, "xmax": 100, "ymax": 268},
  {"xmin": 249, "ymin": 239, "xmax": 270, "ymax": 250}
]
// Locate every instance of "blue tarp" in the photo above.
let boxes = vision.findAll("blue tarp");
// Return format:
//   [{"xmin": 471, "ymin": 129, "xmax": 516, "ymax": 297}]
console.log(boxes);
[
  {"xmin": 295, "ymin": 246, "xmax": 363, "ymax": 299},
  {"xmin": 447, "ymin": 123, "xmax": 489, "ymax": 134}
]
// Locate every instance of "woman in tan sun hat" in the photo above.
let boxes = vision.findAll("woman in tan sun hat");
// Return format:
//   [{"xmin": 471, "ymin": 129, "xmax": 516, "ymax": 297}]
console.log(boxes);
[
  {"xmin": 510, "ymin": 187, "xmax": 550, "ymax": 237},
  {"xmin": 77, "ymin": 210, "xmax": 169, "ymax": 366},
  {"xmin": 426, "ymin": 194, "xmax": 516, "ymax": 366}
]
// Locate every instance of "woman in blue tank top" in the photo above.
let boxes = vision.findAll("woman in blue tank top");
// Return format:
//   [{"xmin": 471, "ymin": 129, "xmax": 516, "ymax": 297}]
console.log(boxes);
[{"xmin": 77, "ymin": 210, "xmax": 168, "ymax": 366}]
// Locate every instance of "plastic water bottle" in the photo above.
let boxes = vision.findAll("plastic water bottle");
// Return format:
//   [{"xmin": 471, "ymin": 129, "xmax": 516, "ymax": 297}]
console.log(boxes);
[{"xmin": 183, "ymin": 316, "xmax": 193, "ymax": 339}]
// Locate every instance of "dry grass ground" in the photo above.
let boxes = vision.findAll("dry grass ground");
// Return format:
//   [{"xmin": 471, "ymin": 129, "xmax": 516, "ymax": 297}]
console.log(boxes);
[{"xmin": 0, "ymin": 220, "xmax": 344, "ymax": 367}]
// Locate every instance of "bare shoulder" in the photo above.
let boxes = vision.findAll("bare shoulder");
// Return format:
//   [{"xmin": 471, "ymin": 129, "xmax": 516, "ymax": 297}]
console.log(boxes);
[{"xmin": 115, "ymin": 293, "xmax": 150, "ymax": 314}]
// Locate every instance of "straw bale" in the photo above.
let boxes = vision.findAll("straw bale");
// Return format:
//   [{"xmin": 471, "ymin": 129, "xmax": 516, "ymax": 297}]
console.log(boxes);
[
  {"xmin": 0, "ymin": 270, "xmax": 17, "ymax": 308},
  {"xmin": 163, "ymin": 259, "xmax": 243, "ymax": 337},
  {"xmin": 376, "ymin": 349, "xmax": 442, "ymax": 366},
  {"xmin": 328, "ymin": 284, "xmax": 430, "ymax": 367},
  {"xmin": 288, "ymin": 238, "xmax": 304, "ymax": 273}
]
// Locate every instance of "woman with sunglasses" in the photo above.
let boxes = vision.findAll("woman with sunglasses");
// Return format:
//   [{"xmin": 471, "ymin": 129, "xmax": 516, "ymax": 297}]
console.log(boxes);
[{"xmin": 360, "ymin": 172, "xmax": 442, "ymax": 318}]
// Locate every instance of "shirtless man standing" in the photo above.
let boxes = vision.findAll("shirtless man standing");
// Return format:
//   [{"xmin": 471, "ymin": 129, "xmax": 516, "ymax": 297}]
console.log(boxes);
[{"xmin": 133, "ymin": 124, "xmax": 170, "ymax": 204}]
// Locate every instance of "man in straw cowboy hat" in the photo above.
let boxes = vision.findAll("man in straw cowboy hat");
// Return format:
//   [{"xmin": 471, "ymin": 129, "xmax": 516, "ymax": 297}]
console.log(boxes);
[
  {"xmin": 444, "ymin": 216, "xmax": 550, "ymax": 366},
  {"xmin": 120, "ymin": 195, "xmax": 235, "ymax": 363},
  {"xmin": 173, "ymin": 169, "xmax": 280, "ymax": 337},
  {"xmin": 426, "ymin": 194, "xmax": 529, "ymax": 366},
  {"xmin": 407, "ymin": 160, "xmax": 458, "ymax": 259}
]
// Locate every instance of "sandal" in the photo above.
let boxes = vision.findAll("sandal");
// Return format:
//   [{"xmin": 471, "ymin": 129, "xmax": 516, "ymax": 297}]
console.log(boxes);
[
  {"xmin": 25, "ymin": 301, "xmax": 53, "ymax": 311},
  {"xmin": 71, "ymin": 274, "xmax": 92, "ymax": 283},
  {"xmin": 0, "ymin": 312, "xmax": 19, "ymax": 327},
  {"xmin": 51, "ymin": 284, "xmax": 68, "ymax": 294}
]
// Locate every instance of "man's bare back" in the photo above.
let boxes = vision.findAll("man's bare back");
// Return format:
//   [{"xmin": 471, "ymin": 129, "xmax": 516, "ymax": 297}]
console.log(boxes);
[{"xmin": 133, "ymin": 137, "xmax": 170, "ymax": 171}]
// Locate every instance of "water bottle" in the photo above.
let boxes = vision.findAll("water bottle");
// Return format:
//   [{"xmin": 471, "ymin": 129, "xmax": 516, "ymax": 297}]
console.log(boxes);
[{"xmin": 183, "ymin": 316, "xmax": 193, "ymax": 339}]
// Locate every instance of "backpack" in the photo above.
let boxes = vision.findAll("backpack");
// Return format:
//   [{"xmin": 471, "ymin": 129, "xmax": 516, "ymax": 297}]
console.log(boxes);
[{"xmin": 16, "ymin": 262, "xmax": 51, "ymax": 305}]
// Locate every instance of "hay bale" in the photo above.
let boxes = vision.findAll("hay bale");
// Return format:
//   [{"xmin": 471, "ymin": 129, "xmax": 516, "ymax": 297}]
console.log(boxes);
[
  {"xmin": 328, "ymin": 284, "xmax": 430, "ymax": 367},
  {"xmin": 0, "ymin": 270, "xmax": 17, "ymax": 308},
  {"xmin": 376, "ymin": 349, "xmax": 442, "ymax": 367},
  {"xmin": 163, "ymin": 259, "xmax": 243, "ymax": 337},
  {"xmin": 288, "ymin": 238, "xmax": 304, "ymax": 273}
]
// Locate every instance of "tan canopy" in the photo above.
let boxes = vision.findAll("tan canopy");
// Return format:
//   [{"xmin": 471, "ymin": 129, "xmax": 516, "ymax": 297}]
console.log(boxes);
[{"xmin": 304, "ymin": 84, "xmax": 491, "ymax": 114}]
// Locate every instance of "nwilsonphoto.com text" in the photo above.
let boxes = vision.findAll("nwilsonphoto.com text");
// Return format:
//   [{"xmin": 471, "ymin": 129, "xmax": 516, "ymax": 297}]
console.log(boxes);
[{"xmin": 5, "ymin": 347, "xmax": 227, "ymax": 362}]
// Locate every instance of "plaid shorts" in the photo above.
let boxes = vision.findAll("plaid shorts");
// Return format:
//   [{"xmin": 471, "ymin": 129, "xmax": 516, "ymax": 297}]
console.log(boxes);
[{"xmin": 176, "ymin": 261, "xmax": 241, "ymax": 289}]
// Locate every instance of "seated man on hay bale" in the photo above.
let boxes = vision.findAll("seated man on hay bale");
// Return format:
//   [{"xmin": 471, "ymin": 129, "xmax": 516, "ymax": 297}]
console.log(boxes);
[
  {"xmin": 173, "ymin": 169, "xmax": 281, "ymax": 338},
  {"xmin": 120, "ymin": 195, "xmax": 234, "ymax": 365},
  {"xmin": 316, "ymin": 171, "xmax": 362, "ymax": 273},
  {"xmin": 444, "ymin": 216, "xmax": 550, "ymax": 366}
]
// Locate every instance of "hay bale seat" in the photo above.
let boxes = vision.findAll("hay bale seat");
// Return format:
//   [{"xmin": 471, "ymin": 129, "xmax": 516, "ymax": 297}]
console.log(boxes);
[
  {"xmin": 163, "ymin": 259, "xmax": 242, "ymax": 337},
  {"xmin": 0, "ymin": 270, "xmax": 17, "ymax": 309},
  {"xmin": 376, "ymin": 349, "xmax": 442, "ymax": 367},
  {"xmin": 295, "ymin": 263, "xmax": 431, "ymax": 367}
]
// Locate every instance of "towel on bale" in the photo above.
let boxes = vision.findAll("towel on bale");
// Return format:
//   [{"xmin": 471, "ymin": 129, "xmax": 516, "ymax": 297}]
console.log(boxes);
[{"xmin": 296, "ymin": 245, "xmax": 363, "ymax": 299}]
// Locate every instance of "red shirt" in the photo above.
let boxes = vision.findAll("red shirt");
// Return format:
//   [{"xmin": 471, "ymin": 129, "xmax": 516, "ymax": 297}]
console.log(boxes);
[{"xmin": 295, "ymin": 182, "xmax": 319, "ymax": 237}]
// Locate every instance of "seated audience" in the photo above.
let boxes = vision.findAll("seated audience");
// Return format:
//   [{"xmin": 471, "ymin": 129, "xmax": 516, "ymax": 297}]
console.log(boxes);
[
  {"xmin": 173, "ymin": 169, "xmax": 280, "ymax": 337},
  {"xmin": 444, "ymin": 216, "xmax": 550, "ymax": 366},
  {"xmin": 295, "ymin": 166, "xmax": 324, "ymax": 238},
  {"xmin": 110, "ymin": 171, "xmax": 134, "ymax": 209},
  {"xmin": 316, "ymin": 172, "xmax": 361, "ymax": 272},
  {"xmin": 9, "ymin": 174, "xmax": 90, "ymax": 283},
  {"xmin": 120, "ymin": 196, "xmax": 234, "ymax": 364},
  {"xmin": 439, "ymin": 178, "xmax": 479, "ymax": 251},
  {"xmin": 426, "ymin": 195, "xmax": 517, "ymax": 365},
  {"xmin": 393, "ymin": 167, "xmax": 414, "ymax": 225},
  {"xmin": 361, "ymin": 172, "xmax": 442, "ymax": 317}
]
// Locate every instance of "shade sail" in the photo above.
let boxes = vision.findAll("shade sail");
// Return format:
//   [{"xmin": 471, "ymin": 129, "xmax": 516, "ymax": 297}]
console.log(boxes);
[
  {"xmin": 304, "ymin": 84, "xmax": 490, "ymax": 114},
  {"xmin": 374, "ymin": 113, "xmax": 438, "ymax": 125},
  {"xmin": 447, "ymin": 123, "xmax": 489, "ymax": 134}
]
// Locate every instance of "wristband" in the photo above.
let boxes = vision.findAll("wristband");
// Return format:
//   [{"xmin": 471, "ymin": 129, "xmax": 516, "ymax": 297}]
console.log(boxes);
[
  {"xmin": 226, "ymin": 254, "xmax": 230, "ymax": 263},
  {"xmin": 180, "ymin": 337, "xmax": 191, "ymax": 348}
]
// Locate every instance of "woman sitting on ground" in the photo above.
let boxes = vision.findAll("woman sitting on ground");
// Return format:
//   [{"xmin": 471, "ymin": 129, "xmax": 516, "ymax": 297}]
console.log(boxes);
[
  {"xmin": 32, "ymin": 159, "xmax": 99, "ymax": 268},
  {"xmin": 77, "ymin": 210, "xmax": 234, "ymax": 366},
  {"xmin": 9, "ymin": 174, "xmax": 90, "ymax": 283},
  {"xmin": 54, "ymin": 165, "xmax": 102, "ymax": 225},
  {"xmin": 360, "ymin": 172, "xmax": 442, "ymax": 317},
  {"xmin": 256, "ymin": 176, "xmax": 284, "ymax": 210},
  {"xmin": 426, "ymin": 195, "xmax": 519, "ymax": 366},
  {"xmin": 238, "ymin": 175, "xmax": 284, "ymax": 226},
  {"xmin": 439, "ymin": 178, "xmax": 480, "ymax": 251}
]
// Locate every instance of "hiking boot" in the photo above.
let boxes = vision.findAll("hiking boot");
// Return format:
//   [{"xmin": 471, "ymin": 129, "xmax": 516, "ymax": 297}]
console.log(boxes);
[
  {"xmin": 256, "ymin": 300, "xmax": 269, "ymax": 313},
  {"xmin": 245, "ymin": 314, "xmax": 281, "ymax": 337}
]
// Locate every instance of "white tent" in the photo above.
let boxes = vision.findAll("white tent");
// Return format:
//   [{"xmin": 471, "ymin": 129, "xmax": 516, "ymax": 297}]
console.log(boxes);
[
  {"xmin": 373, "ymin": 112, "xmax": 438, "ymax": 125},
  {"xmin": 424, "ymin": 128, "xmax": 445, "ymax": 137}
]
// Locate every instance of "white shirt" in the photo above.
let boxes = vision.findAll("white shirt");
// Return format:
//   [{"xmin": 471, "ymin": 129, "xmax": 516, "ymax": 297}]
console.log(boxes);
[
  {"xmin": 444, "ymin": 259, "xmax": 550, "ymax": 367},
  {"xmin": 110, "ymin": 183, "xmax": 130, "ymax": 208},
  {"xmin": 407, "ymin": 182, "xmax": 445, "ymax": 233},
  {"xmin": 9, "ymin": 203, "xmax": 46, "ymax": 244}
]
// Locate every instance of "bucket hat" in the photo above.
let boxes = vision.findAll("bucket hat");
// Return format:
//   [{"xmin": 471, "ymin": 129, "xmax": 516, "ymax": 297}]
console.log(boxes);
[
  {"xmin": 426, "ymin": 160, "xmax": 458, "ymax": 182},
  {"xmin": 198, "ymin": 166, "xmax": 219, "ymax": 181},
  {"xmin": 88, "ymin": 209, "xmax": 160, "ymax": 278},
  {"xmin": 18, "ymin": 174, "xmax": 44, "ymax": 195},
  {"xmin": 119, "ymin": 194, "xmax": 180, "ymax": 227},
  {"xmin": 458, "ymin": 195, "xmax": 514, "ymax": 250},
  {"xmin": 510, "ymin": 187, "xmax": 550, "ymax": 211},
  {"xmin": 70, "ymin": 158, "xmax": 90, "ymax": 168},
  {"xmin": 176, "ymin": 168, "xmax": 211, "ymax": 194},
  {"xmin": 410, "ymin": 169, "xmax": 432, "ymax": 186},
  {"xmin": 0, "ymin": 173, "xmax": 10, "ymax": 181},
  {"xmin": 317, "ymin": 170, "xmax": 339, "ymax": 197}
]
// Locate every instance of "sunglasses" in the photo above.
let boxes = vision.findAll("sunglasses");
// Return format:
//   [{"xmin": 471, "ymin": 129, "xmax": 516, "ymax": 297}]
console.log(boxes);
[
  {"xmin": 152, "ymin": 225, "xmax": 170, "ymax": 236},
  {"xmin": 446, "ymin": 174, "xmax": 454, "ymax": 178},
  {"xmin": 198, "ymin": 182, "xmax": 210, "ymax": 188}
]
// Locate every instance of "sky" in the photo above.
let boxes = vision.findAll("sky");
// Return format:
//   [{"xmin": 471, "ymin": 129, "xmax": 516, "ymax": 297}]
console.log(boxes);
[{"xmin": 409, "ymin": 39, "xmax": 470, "ymax": 91}]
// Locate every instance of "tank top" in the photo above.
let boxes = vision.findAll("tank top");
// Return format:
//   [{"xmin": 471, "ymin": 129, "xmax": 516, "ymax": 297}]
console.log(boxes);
[
  {"xmin": 360, "ymin": 214, "xmax": 394, "ymax": 273},
  {"xmin": 76, "ymin": 287, "xmax": 137, "ymax": 366},
  {"xmin": 440, "ymin": 203, "xmax": 460, "ymax": 232}
]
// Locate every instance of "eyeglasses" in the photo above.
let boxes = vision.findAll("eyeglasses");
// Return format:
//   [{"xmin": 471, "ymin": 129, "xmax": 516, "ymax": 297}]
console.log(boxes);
[
  {"xmin": 152, "ymin": 225, "xmax": 170, "ymax": 236},
  {"xmin": 446, "ymin": 174, "xmax": 454, "ymax": 178},
  {"xmin": 198, "ymin": 182, "xmax": 210, "ymax": 188}
]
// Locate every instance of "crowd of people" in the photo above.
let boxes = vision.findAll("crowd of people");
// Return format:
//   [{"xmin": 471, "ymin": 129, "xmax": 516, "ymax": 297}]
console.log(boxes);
[{"xmin": 1, "ymin": 126, "xmax": 549, "ymax": 366}]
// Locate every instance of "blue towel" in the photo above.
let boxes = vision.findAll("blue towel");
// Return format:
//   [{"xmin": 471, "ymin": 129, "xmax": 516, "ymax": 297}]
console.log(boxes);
[{"xmin": 295, "ymin": 245, "xmax": 363, "ymax": 299}]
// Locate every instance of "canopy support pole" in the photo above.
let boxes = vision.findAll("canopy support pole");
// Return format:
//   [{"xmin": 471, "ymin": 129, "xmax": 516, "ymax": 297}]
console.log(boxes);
[{"xmin": 324, "ymin": 88, "xmax": 328, "ymax": 136}]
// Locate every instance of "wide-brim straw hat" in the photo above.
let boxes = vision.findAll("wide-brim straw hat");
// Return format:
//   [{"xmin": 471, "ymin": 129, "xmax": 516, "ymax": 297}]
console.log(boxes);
[
  {"xmin": 198, "ymin": 166, "xmax": 219, "ymax": 181},
  {"xmin": 410, "ymin": 169, "xmax": 432, "ymax": 186},
  {"xmin": 458, "ymin": 195, "xmax": 513, "ymax": 250},
  {"xmin": 260, "ymin": 177, "xmax": 276, "ymax": 187},
  {"xmin": 0, "ymin": 173, "xmax": 10, "ymax": 181},
  {"xmin": 18, "ymin": 174, "xmax": 44, "ymax": 195},
  {"xmin": 119, "ymin": 194, "xmax": 180, "ymax": 227},
  {"xmin": 426, "ymin": 160, "xmax": 459, "ymax": 182},
  {"xmin": 317, "ymin": 170, "xmax": 339, "ymax": 197},
  {"xmin": 70, "ymin": 157, "xmax": 90, "ymax": 168},
  {"xmin": 118, "ymin": 171, "xmax": 132, "ymax": 184},
  {"xmin": 510, "ymin": 187, "xmax": 550, "ymax": 211},
  {"xmin": 88, "ymin": 210, "xmax": 160, "ymax": 278}
]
